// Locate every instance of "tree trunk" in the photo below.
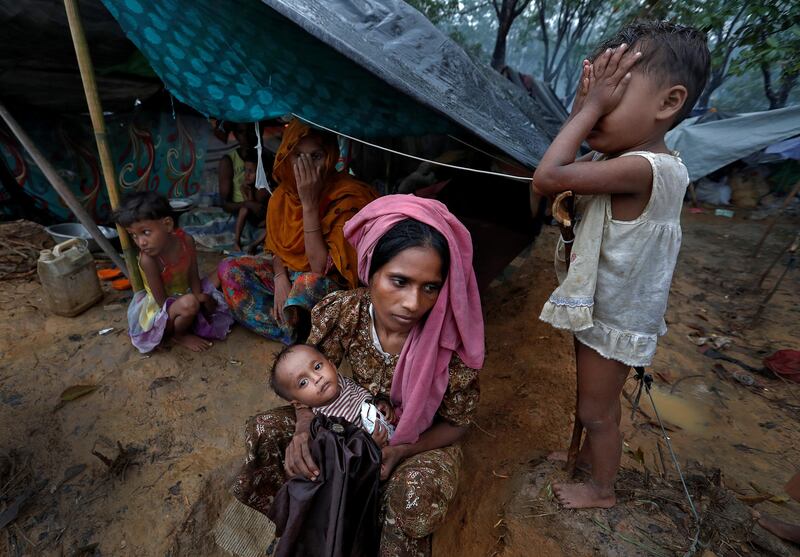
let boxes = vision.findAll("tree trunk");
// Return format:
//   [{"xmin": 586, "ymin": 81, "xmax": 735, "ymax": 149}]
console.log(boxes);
[
  {"xmin": 759, "ymin": 63, "xmax": 797, "ymax": 110},
  {"xmin": 490, "ymin": 0, "xmax": 531, "ymax": 71},
  {"xmin": 491, "ymin": 18, "xmax": 512, "ymax": 70}
]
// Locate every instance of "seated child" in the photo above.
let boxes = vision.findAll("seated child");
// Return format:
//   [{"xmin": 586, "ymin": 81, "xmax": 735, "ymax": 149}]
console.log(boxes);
[
  {"xmin": 115, "ymin": 192, "xmax": 234, "ymax": 353},
  {"xmin": 233, "ymin": 149, "xmax": 269, "ymax": 253},
  {"xmin": 269, "ymin": 343, "xmax": 396, "ymax": 447},
  {"xmin": 533, "ymin": 22, "xmax": 710, "ymax": 508}
]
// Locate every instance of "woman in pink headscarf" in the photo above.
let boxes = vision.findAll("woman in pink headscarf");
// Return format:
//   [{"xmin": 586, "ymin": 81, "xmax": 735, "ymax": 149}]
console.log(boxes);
[{"xmin": 234, "ymin": 195, "xmax": 484, "ymax": 556}]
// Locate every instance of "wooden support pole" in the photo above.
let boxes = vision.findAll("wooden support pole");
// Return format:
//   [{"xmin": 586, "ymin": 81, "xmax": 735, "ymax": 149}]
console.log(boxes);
[
  {"xmin": 63, "ymin": 0, "xmax": 143, "ymax": 291},
  {"xmin": 0, "ymin": 101, "xmax": 128, "ymax": 274}
]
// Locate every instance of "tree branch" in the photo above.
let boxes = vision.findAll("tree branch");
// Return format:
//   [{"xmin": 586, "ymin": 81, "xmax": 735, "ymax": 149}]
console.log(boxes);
[{"xmin": 513, "ymin": 0, "xmax": 534, "ymax": 18}]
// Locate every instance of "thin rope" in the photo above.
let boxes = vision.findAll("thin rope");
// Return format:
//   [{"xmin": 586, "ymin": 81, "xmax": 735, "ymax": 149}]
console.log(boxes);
[
  {"xmin": 447, "ymin": 133, "xmax": 530, "ymax": 170},
  {"xmin": 291, "ymin": 113, "xmax": 532, "ymax": 182},
  {"xmin": 633, "ymin": 368, "xmax": 701, "ymax": 556}
]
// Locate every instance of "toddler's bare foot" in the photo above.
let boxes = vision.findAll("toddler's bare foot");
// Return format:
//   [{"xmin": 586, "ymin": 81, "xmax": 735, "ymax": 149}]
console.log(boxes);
[
  {"xmin": 174, "ymin": 333, "xmax": 213, "ymax": 352},
  {"xmin": 554, "ymin": 481, "xmax": 615, "ymax": 509},
  {"xmin": 547, "ymin": 451, "xmax": 591, "ymax": 473},
  {"xmin": 758, "ymin": 513, "xmax": 800, "ymax": 544}
]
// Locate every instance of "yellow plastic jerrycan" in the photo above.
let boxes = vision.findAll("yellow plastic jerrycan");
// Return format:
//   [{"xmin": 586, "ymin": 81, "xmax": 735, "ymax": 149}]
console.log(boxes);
[{"xmin": 37, "ymin": 238, "xmax": 104, "ymax": 317}]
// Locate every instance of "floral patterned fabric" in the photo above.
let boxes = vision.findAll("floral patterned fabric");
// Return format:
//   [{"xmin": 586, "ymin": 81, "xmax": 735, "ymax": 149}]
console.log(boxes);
[{"xmin": 217, "ymin": 255, "xmax": 342, "ymax": 344}]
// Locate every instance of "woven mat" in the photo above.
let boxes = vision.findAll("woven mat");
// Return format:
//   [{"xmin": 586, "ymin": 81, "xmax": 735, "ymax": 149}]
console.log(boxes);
[{"xmin": 213, "ymin": 499, "xmax": 276, "ymax": 557}]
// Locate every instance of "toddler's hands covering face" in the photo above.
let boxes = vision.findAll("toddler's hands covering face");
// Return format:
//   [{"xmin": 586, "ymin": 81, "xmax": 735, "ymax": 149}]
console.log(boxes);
[{"xmin": 583, "ymin": 44, "xmax": 642, "ymax": 117}]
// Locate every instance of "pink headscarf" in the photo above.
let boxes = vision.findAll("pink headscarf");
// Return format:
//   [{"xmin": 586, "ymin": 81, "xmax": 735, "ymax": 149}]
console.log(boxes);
[{"xmin": 344, "ymin": 195, "xmax": 485, "ymax": 445}]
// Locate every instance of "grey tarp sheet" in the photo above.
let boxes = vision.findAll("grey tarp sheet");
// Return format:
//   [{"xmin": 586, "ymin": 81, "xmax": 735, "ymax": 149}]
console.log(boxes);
[
  {"xmin": 263, "ymin": 1, "xmax": 551, "ymax": 167},
  {"xmin": 666, "ymin": 105, "xmax": 800, "ymax": 181}
]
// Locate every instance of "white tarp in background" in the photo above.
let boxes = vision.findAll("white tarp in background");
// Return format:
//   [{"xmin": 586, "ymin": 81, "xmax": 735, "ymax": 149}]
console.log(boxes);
[{"xmin": 666, "ymin": 105, "xmax": 800, "ymax": 181}]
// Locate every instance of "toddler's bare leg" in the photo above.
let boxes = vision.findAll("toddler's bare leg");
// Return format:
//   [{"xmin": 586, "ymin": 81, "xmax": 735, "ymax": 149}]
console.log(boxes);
[
  {"xmin": 167, "ymin": 294, "xmax": 212, "ymax": 352},
  {"xmin": 554, "ymin": 341, "xmax": 629, "ymax": 509}
]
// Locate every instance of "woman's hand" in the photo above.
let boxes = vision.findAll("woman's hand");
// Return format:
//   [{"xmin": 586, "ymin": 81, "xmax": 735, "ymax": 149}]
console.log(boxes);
[
  {"xmin": 582, "ymin": 44, "xmax": 641, "ymax": 117},
  {"xmin": 380, "ymin": 445, "xmax": 407, "ymax": 481},
  {"xmin": 371, "ymin": 422, "xmax": 389, "ymax": 449},
  {"xmin": 272, "ymin": 273, "xmax": 291, "ymax": 325},
  {"xmin": 284, "ymin": 430, "xmax": 320, "ymax": 481},
  {"xmin": 294, "ymin": 154, "xmax": 324, "ymax": 210}
]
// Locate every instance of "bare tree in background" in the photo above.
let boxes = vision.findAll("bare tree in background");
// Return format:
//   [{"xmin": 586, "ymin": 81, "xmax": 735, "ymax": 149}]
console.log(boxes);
[
  {"xmin": 490, "ymin": 0, "xmax": 534, "ymax": 70},
  {"xmin": 533, "ymin": 0, "xmax": 604, "ymax": 89}
]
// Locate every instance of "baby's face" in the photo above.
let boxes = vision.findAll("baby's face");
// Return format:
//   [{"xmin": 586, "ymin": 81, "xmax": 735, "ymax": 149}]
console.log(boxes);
[{"xmin": 275, "ymin": 345, "xmax": 340, "ymax": 407}]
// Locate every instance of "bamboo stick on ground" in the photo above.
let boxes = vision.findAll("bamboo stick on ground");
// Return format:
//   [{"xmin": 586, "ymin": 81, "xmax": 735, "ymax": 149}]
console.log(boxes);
[
  {"xmin": 752, "ymin": 180, "xmax": 800, "ymax": 259},
  {"xmin": 63, "ymin": 0, "xmax": 142, "ymax": 291},
  {"xmin": 551, "ymin": 191, "xmax": 583, "ymax": 476},
  {"xmin": 756, "ymin": 231, "xmax": 800, "ymax": 289}
]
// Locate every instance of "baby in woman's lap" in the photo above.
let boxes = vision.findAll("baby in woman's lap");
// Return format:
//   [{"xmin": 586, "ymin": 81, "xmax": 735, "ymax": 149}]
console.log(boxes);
[{"xmin": 269, "ymin": 344, "xmax": 396, "ymax": 447}]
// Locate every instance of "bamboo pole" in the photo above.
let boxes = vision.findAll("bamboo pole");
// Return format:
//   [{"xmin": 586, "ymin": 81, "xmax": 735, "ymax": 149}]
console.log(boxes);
[
  {"xmin": 0, "ymin": 101, "xmax": 128, "ymax": 274},
  {"xmin": 63, "ymin": 0, "xmax": 143, "ymax": 291}
]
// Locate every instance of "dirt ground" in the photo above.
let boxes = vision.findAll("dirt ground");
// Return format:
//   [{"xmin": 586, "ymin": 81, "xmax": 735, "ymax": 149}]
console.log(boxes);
[{"xmin": 1, "ymin": 209, "xmax": 799, "ymax": 556}]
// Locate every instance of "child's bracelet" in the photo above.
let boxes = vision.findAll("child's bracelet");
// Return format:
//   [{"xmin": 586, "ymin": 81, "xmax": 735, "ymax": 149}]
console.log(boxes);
[
  {"xmin": 303, "ymin": 227, "xmax": 321, "ymax": 234},
  {"xmin": 274, "ymin": 272, "xmax": 287, "ymax": 281},
  {"xmin": 561, "ymin": 238, "xmax": 574, "ymax": 244}
]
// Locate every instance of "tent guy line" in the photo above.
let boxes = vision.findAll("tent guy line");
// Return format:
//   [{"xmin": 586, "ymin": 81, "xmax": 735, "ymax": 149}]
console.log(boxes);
[{"xmin": 291, "ymin": 113, "xmax": 533, "ymax": 182}]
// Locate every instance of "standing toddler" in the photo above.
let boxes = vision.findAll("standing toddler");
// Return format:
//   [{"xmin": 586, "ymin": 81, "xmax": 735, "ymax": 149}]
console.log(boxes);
[{"xmin": 533, "ymin": 22, "xmax": 710, "ymax": 508}]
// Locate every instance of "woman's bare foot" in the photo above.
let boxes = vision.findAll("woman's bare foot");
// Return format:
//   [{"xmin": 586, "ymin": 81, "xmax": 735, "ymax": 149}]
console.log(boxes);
[
  {"xmin": 173, "ymin": 333, "xmax": 213, "ymax": 352},
  {"xmin": 547, "ymin": 451, "xmax": 592, "ymax": 473},
  {"xmin": 758, "ymin": 513, "xmax": 800, "ymax": 544},
  {"xmin": 554, "ymin": 482, "xmax": 615, "ymax": 509}
]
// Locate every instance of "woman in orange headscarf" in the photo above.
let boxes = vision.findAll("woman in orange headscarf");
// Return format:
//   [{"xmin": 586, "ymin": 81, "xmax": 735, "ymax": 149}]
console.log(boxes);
[{"xmin": 217, "ymin": 118, "xmax": 376, "ymax": 343}]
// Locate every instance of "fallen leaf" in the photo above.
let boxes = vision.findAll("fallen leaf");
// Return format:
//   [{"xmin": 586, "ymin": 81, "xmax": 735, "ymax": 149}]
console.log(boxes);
[
  {"xmin": 60, "ymin": 385, "xmax": 98, "ymax": 402},
  {"xmin": 737, "ymin": 493, "xmax": 774, "ymax": 504},
  {"xmin": 149, "ymin": 376, "xmax": 177, "ymax": 390},
  {"xmin": 0, "ymin": 490, "xmax": 32, "ymax": 529}
]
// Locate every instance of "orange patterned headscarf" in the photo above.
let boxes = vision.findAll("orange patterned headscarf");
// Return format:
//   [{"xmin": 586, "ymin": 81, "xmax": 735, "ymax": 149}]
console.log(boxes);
[{"xmin": 266, "ymin": 119, "xmax": 376, "ymax": 288}]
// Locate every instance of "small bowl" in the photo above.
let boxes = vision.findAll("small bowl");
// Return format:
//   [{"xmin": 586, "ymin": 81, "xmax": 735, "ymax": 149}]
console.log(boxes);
[
  {"xmin": 45, "ymin": 223, "xmax": 120, "ymax": 253},
  {"xmin": 169, "ymin": 198, "xmax": 194, "ymax": 212}
]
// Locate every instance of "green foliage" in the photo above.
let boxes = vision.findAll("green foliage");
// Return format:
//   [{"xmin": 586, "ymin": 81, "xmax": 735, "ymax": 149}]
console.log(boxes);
[
  {"xmin": 733, "ymin": 4, "xmax": 800, "ymax": 76},
  {"xmin": 411, "ymin": 0, "xmax": 799, "ymax": 108},
  {"xmin": 405, "ymin": 0, "xmax": 462, "ymax": 23}
]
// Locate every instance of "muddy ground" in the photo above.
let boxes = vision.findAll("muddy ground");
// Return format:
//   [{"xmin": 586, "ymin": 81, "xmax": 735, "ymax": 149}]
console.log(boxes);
[{"xmin": 1, "ymin": 209, "xmax": 799, "ymax": 556}]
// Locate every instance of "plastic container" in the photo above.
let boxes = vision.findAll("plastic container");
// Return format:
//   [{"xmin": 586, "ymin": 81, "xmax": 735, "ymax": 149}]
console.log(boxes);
[
  {"xmin": 38, "ymin": 238, "xmax": 104, "ymax": 317},
  {"xmin": 44, "ymin": 223, "xmax": 119, "ymax": 253}
]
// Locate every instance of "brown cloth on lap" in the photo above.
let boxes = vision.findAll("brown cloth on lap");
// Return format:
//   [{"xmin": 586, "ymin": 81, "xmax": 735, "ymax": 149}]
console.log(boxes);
[{"xmin": 267, "ymin": 415, "xmax": 381, "ymax": 557}]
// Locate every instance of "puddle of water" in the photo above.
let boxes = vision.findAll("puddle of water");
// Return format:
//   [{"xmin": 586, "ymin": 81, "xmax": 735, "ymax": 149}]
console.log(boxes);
[{"xmin": 638, "ymin": 384, "xmax": 715, "ymax": 436}]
